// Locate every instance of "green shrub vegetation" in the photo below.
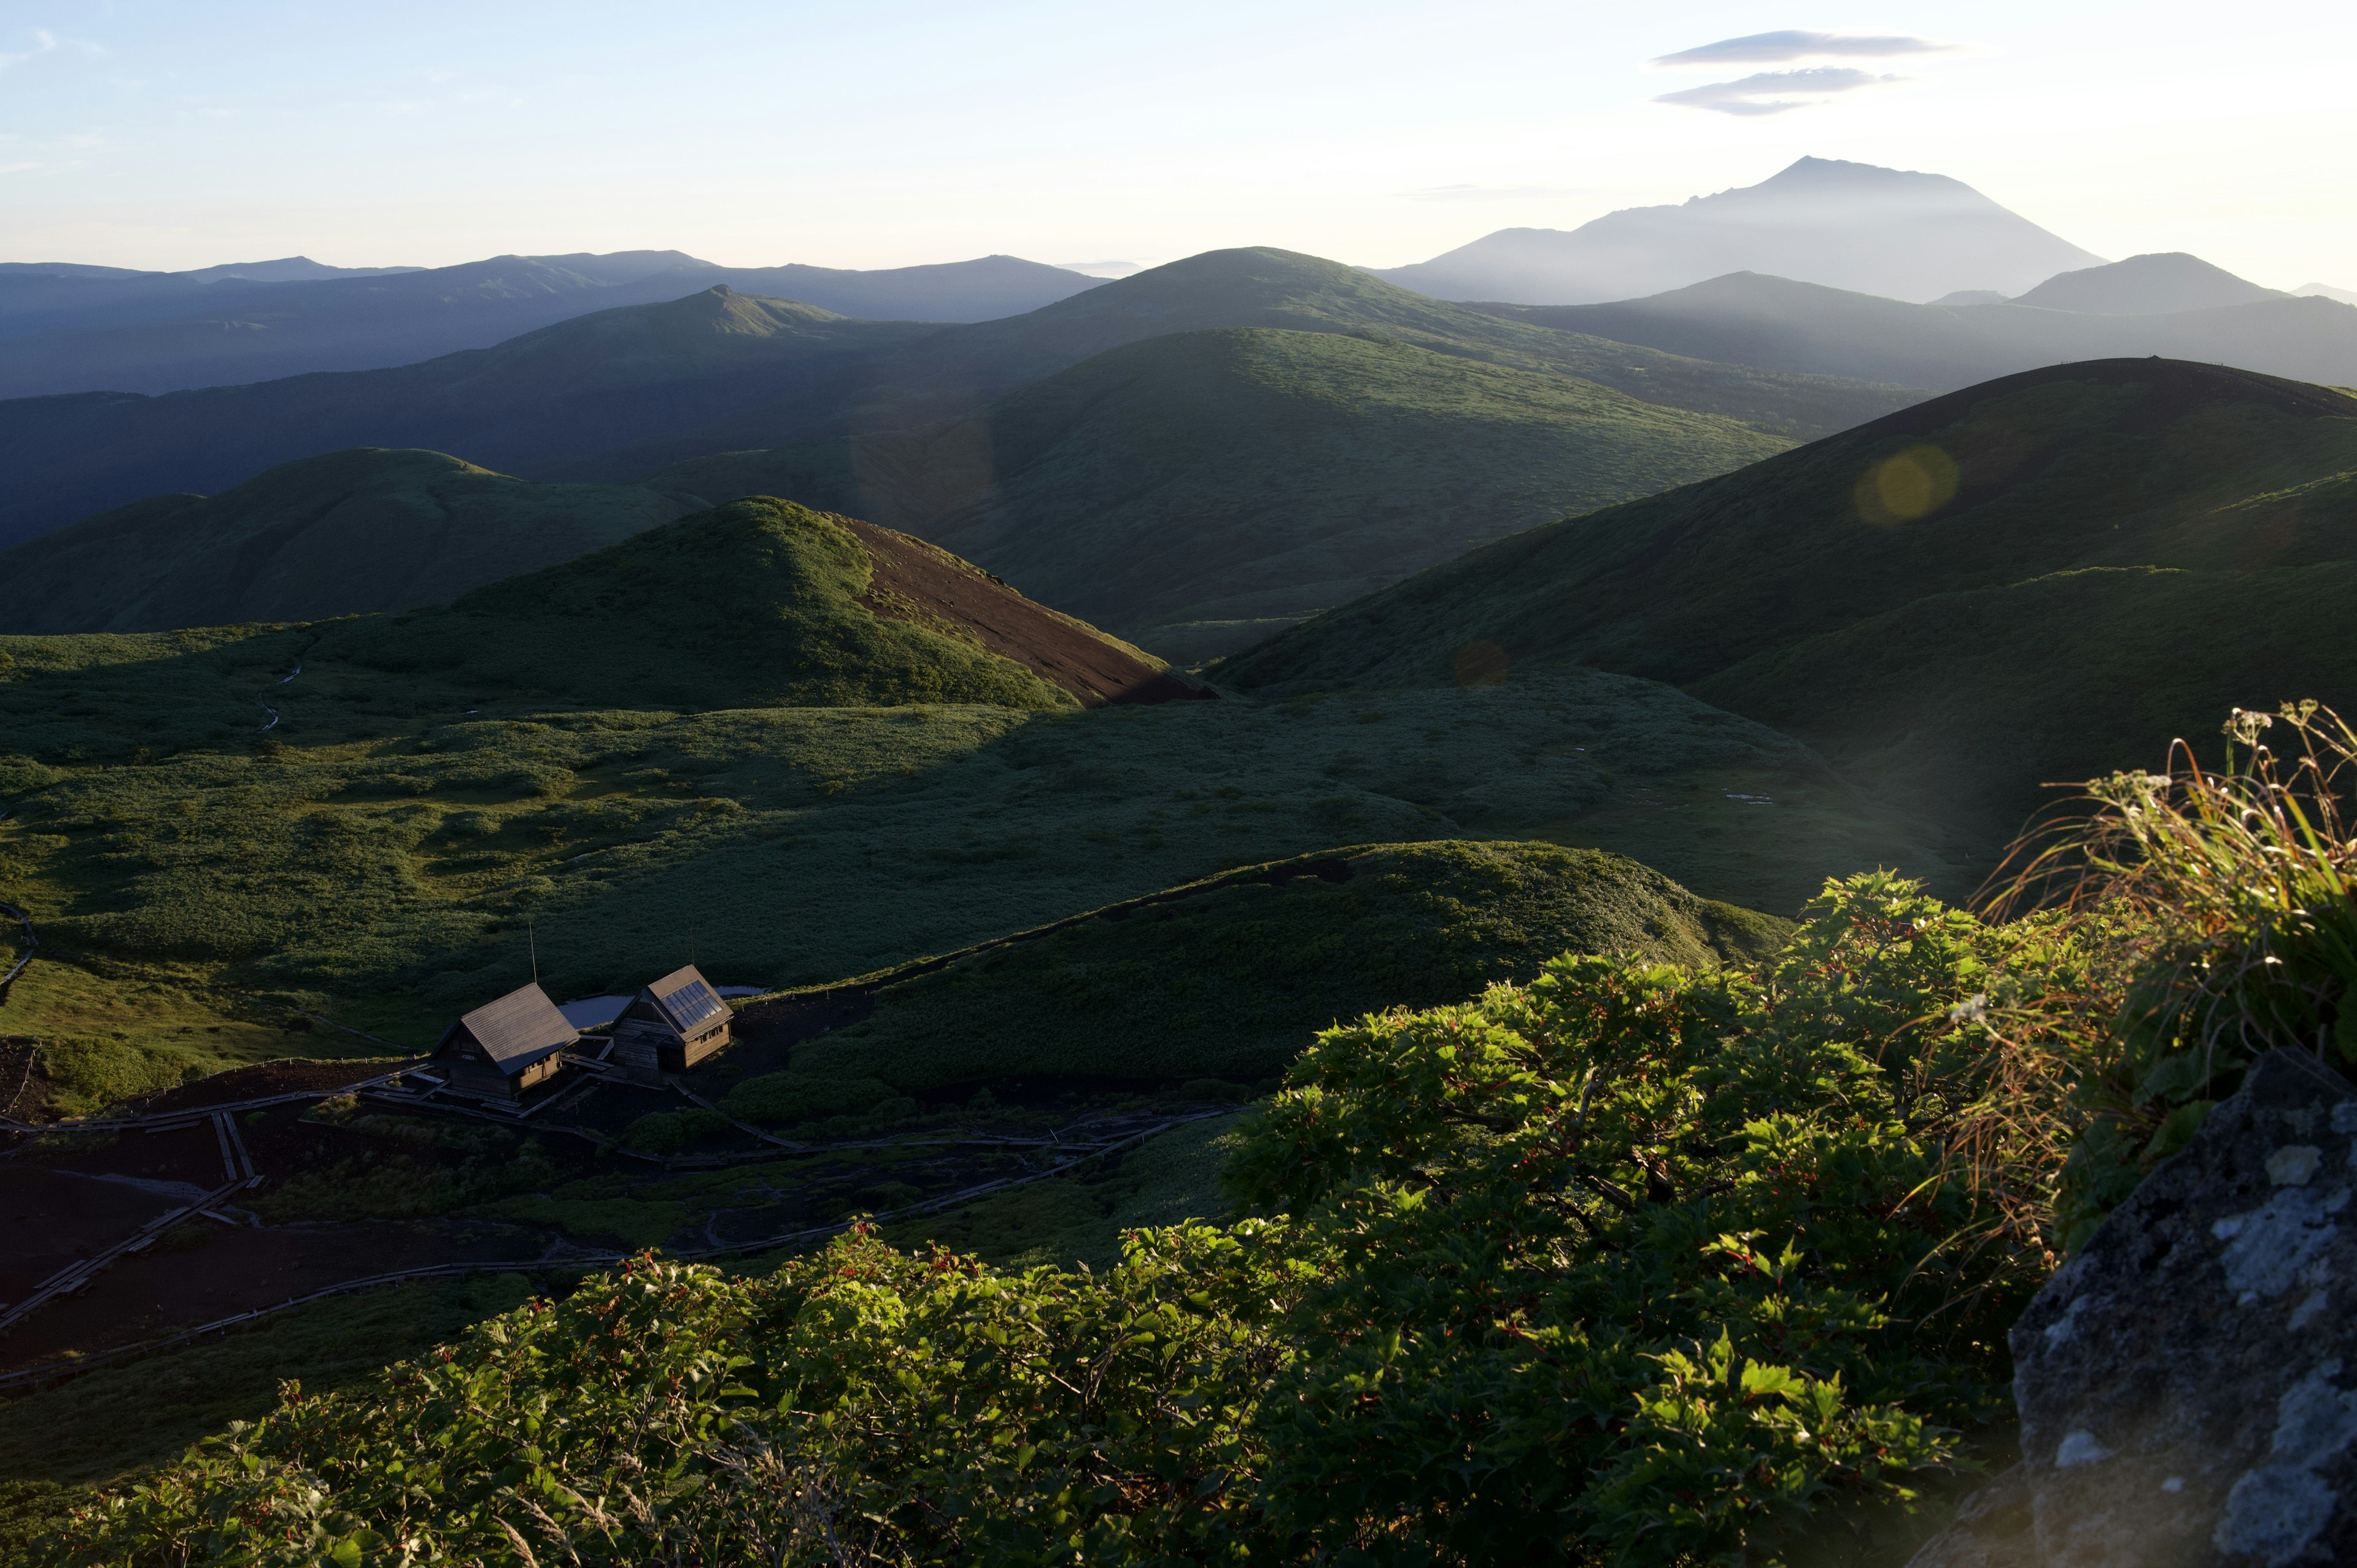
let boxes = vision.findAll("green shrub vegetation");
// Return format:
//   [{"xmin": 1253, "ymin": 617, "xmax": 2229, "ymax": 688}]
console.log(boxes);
[
  {"xmin": 1219, "ymin": 361, "xmax": 2357, "ymax": 837},
  {"xmin": 32, "ymin": 875, "xmax": 2085, "ymax": 1566},
  {"xmin": 30, "ymin": 708, "xmax": 2357, "ymax": 1564}
]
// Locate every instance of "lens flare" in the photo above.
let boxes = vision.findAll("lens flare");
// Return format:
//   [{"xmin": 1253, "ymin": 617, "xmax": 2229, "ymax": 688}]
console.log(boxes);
[{"xmin": 1856, "ymin": 444, "xmax": 1960, "ymax": 524}]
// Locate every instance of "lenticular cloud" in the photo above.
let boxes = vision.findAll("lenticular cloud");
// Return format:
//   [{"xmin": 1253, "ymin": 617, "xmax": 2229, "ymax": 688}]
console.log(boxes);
[
  {"xmin": 1650, "ymin": 30, "xmax": 1956, "ymax": 68},
  {"xmin": 1652, "ymin": 66, "xmax": 1903, "ymax": 118}
]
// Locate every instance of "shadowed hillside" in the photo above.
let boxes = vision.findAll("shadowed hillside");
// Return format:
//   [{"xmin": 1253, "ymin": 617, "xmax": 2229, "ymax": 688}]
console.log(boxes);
[
  {"xmin": 0, "ymin": 252, "xmax": 1096, "ymax": 398},
  {"xmin": 0, "ymin": 450, "xmax": 698, "ymax": 634},
  {"xmin": 640, "ymin": 326, "xmax": 1794, "ymax": 658},
  {"xmin": 1484, "ymin": 271, "xmax": 2357, "ymax": 392},
  {"xmin": 0, "ymin": 252, "xmax": 1919, "ymax": 553},
  {"xmin": 735, "ymin": 839, "xmax": 1789, "ymax": 1101},
  {"xmin": 1216, "ymin": 358, "xmax": 2357, "ymax": 835},
  {"xmin": 2011, "ymin": 252, "xmax": 2286, "ymax": 314},
  {"xmin": 0, "ymin": 290, "xmax": 933, "ymax": 547},
  {"xmin": 559, "ymin": 247, "xmax": 1924, "ymax": 480}
]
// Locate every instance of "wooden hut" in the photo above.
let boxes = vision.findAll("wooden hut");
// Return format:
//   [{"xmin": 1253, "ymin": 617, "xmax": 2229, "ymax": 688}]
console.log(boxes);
[
  {"xmin": 609, "ymin": 965, "xmax": 733, "ymax": 1083},
  {"xmin": 433, "ymin": 982, "xmax": 578, "ymax": 1101}
]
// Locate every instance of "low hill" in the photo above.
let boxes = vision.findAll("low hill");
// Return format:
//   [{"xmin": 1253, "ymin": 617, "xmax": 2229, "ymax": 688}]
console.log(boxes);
[
  {"xmin": 0, "ymin": 502, "xmax": 1941, "ymax": 1086},
  {"xmin": 311, "ymin": 498, "xmax": 1165, "ymax": 714},
  {"xmin": 0, "ymin": 250, "xmax": 1923, "ymax": 559},
  {"xmin": 643, "ymin": 326, "xmax": 1794, "ymax": 657},
  {"xmin": 1490, "ymin": 271, "xmax": 2357, "ymax": 392},
  {"xmin": 2011, "ymin": 252, "xmax": 2286, "ymax": 314},
  {"xmin": 0, "ymin": 450, "xmax": 698, "ymax": 634},
  {"xmin": 0, "ymin": 252, "xmax": 1097, "ymax": 398},
  {"xmin": 1371, "ymin": 156, "xmax": 2103, "ymax": 305},
  {"xmin": 0, "ymin": 289, "xmax": 934, "ymax": 548},
  {"xmin": 727, "ymin": 840, "xmax": 1789, "ymax": 1103},
  {"xmin": 559, "ymin": 247, "xmax": 1924, "ymax": 481},
  {"xmin": 1215, "ymin": 358, "xmax": 2357, "ymax": 836}
]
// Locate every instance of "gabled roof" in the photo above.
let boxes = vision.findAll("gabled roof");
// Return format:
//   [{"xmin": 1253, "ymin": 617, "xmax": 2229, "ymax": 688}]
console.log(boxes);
[
  {"xmin": 440, "ymin": 982, "xmax": 578, "ymax": 1073},
  {"xmin": 641, "ymin": 964, "xmax": 727, "ymax": 1036}
]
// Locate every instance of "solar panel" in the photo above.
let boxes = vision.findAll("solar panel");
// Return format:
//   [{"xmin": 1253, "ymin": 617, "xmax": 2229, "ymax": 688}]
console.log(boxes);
[{"xmin": 663, "ymin": 979, "xmax": 724, "ymax": 1032}]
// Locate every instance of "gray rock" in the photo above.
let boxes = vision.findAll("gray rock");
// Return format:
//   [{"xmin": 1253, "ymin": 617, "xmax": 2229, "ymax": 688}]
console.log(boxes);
[{"xmin": 1910, "ymin": 1049, "xmax": 2357, "ymax": 1567}]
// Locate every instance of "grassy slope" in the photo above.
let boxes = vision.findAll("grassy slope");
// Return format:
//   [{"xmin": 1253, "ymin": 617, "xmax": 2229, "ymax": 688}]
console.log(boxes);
[
  {"xmin": 1217, "ymin": 359, "xmax": 2357, "ymax": 836},
  {"xmin": 563, "ymin": 247, "xmax": 1924, "ymax": 487},
  {"xmin": 0, "ymin": 290, "xmax": 934, "ymax": 547},
  {"xmin": 0, "ymin": 449, "xmax": 698, "ymax": 635},
  {"xmin": 0, "ymin": 595, "xmax": 1940, "ymax": 1076},
  {"xmin": 751, "ymin": 840, "xmax": 1789, "ymax": 1100},
  {"xmin": 645, "ymin": 328, "xmax": 1792, "ymax": 657}
]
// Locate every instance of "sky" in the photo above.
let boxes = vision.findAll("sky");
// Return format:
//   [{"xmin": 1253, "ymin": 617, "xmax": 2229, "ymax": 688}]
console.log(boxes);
[{"xmin": 2, "ymin": 1, "xmax": 2351, "ymax": 289}]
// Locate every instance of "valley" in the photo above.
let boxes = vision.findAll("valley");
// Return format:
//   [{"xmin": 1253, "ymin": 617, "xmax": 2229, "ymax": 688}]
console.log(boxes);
[{"xmin": 3, "ymin": 125, "xmax": 2353, "ymax": 1565}]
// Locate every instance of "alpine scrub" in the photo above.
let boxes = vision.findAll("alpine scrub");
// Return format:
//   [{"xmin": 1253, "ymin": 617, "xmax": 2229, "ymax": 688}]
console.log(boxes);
[
  {"xmin": 37, "ymin": 874, "xmax": 2090, "ymax": 1567},
  {"xmin": 1223, "ymin": 871, "xmax": 2079, "ymax": 1562}
]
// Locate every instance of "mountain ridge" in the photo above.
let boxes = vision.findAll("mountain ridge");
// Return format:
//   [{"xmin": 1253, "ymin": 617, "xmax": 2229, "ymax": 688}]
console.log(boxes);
[
  {"xmin": 1370, "ymin": 156, "xmax": 2104, "ymax": 306},
  {"xmin": 1214, "ymin": 356, "xmax": 2357, "ymax": 835}
]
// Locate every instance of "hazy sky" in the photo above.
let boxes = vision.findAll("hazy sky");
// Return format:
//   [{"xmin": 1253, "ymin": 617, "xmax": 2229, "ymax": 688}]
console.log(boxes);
[{"xmin": 4, "ymin": 1, "xmax": 2350, "ymax": 288}]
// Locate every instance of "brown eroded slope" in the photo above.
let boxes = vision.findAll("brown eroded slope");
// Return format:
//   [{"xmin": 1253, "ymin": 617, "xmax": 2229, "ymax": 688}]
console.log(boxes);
[{"xmin": 839, "ymin": 514, "xmax": 1211, "ymax": 707}]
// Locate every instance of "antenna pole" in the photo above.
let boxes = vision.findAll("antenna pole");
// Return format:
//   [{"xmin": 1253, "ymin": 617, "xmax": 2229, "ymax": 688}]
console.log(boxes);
[{"xmin": 529, "ymin": 918, "xmax": 538, "ymax": 985}]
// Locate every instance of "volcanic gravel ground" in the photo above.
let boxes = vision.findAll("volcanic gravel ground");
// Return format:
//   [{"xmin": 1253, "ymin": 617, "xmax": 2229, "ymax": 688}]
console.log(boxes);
[
  {"xmin": 134, "ymin": 1058, "xmax": 424, "ymax": 1116},
  {"xmin": 846, "ymin": 517, "xmax": 1212, "ymax": 708}
]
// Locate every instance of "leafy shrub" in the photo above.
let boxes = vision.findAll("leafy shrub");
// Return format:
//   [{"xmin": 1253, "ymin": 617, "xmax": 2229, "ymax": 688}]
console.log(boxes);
[
  {"xmin": 621, "ymin": 1106, "xmax": 733, "ymax": 1154},
  {"xmin": 39, "ymin": 876, "xmax": 2081, "ymax": 1566},
  {"xmin": 720, "ymin": 1072, "xmax": 894, "ymax": 1126}
]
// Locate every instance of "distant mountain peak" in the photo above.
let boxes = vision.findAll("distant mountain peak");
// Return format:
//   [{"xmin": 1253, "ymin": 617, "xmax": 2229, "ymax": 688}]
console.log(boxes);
[
  {"xmin": 2011, "ymin": 252, "xmax": 2286, "ymax": 315},
  {"xmin": 1371, "ymin": 158, "xmax": 2100, "ymax": 306}
]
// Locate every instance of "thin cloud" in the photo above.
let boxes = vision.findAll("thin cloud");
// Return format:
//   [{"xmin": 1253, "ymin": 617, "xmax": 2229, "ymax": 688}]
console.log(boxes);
[
  {"xmin": 1651, "ymin": 30, "xmax": 1956, "ymax": 68},
  {"xmin": 0, "ymin": 28, "xmax": 103, "ymax": 69},
  {"xmin": 1654, "ymin": 66, "xmax": 1902, "ymax": 117},
  {"xmin": 0, "ymin": 161, "xmax": 39, "ymax": 176}
]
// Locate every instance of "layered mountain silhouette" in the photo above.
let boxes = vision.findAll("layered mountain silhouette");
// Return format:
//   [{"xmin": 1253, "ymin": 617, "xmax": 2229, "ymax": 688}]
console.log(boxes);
[
  {"xmin": 0, "ymin": 251, "xmax": 1100, "ymax": 398},
  {"xmin": 1218, "ymin": 358, "xmax": 2357, "ymax": 836},
  {"xmin": 636, "ymin": 324, "xmax": 1795, "ymax": 657},
  {"xmin": 0, "ymin": 288, "xmax": 934, "ymax": 546},
  {"xmin": 0, "ymin": 449, "xmax": 699, "ymax": 634},
  {"xmin": 1489, "ymin": 264, "xmax": 2357, "ymax": 392},
  {"xmin": 1370, "ymin": 157, "xmax": 2104, "ymax": 306},
  {"xmin": 558, "ymin": 247, "xmax": 1917, "ymax": 481},
  {"xmin": 0, "ymin": 249, "xmax": 1922, "ymax": 549},
  {"xmin": 2011, "ymin": 252, "xmax": 2286, "ymax": 314}
]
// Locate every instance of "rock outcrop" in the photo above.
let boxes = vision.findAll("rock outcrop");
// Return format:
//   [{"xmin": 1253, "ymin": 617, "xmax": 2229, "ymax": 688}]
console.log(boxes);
[{"xmin": 1912, "ymin": 1048, "xmax": 2357, "ymax": 1567}]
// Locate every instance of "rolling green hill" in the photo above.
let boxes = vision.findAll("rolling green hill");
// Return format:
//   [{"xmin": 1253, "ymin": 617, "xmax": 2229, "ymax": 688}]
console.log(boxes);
[
  {"xmin": 730, "ymin": 840, "xmax": 1788, "ymax": 1106},
  {"xmin": 642, "ymin": 327, "xmax": 1794, "ymax": 659},
  {"xmin": 0, "ymin": 449, "xmax": 700, "ymax": 635},
  {"xmin": 0, "ymin": 289, "xmax": 932, "ymax": 547},
  {"xmin": 557, "ymin": 247, "xmax": 1925, "ymax": 482},
  {"xmin": 1216, "ymin": 358, "xmax": 2357, "ymax": 836},
  {"xmin": 0, "ymin": 496, "xmax": 1943, "ymax": 1099},
  {"xmin": 1, "ymin": 249, "xmax": 1918, "ymax": 562}
]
